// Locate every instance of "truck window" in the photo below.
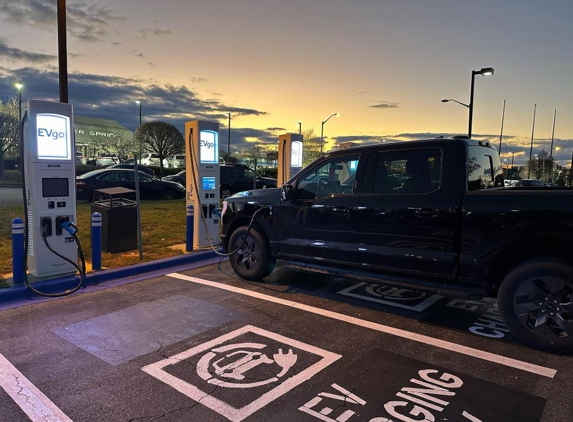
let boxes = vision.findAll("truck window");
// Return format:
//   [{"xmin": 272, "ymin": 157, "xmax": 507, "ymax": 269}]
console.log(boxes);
[
  {"xmin": 297, "ymin": 154, "xmax": 360, "ymax": 199},
  {"xmin": 467, "ymin": 146, "xmax": 504, "ymax": 191},
  {"xmin": 371, "ymin": 148, "xmax": 442, "ymax": 194}
]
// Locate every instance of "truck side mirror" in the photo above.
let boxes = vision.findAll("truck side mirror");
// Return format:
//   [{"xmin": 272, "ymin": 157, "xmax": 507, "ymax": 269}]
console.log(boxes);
[{"xmin": 282, "ymin": 184, "xmax": 294, "ymax": 201}]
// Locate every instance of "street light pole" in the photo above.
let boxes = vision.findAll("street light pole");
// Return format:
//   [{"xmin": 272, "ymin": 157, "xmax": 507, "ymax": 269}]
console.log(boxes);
[
  {"xmin": 468, "ymin": 67, "xmax": 494, "ymax": 138},
  {"xmin": 527, "ymin": 103, "xmax": 537, "ymax": 179},
  {"xmin": 15, "ymin": 83, "xmax": 23, "ymax": 125},
  {"xmin": 320, "ymin": 112, "xmax": 339, "ymax": 154},
  {"xmin": 499, "ymin": 99, "xmax": 506, "ymax": 153},
  {"xmin": 297, "ymin": 122, "xmax": 302, "ymax": 135},
  {"xmin": 135, "ymin": 100, "xmax": 142, "ymax": 158},
  {"xmin": 227, "ymin": 113, "xmax": 231, "ymax": 162}
]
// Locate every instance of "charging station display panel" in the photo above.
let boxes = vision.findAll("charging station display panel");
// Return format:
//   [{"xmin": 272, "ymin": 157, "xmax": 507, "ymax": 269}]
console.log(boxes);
[
  {"xmin": 42, "ymin": 178, "xmax": 69, "ymax": 197},
  {"xmin": 291, "ymin": 140, "xmax": 303, "ymax": 167},
  {"xmin": 200, "ymin": 130, "xmax": 219, "ymax": 164},
  {"xmin": 202, "ymin": 176, "xmax": 216, "ymax": 190},
  {"xmin": 36, "ymin": 113, "xmax": 72, "ymax": 160}
]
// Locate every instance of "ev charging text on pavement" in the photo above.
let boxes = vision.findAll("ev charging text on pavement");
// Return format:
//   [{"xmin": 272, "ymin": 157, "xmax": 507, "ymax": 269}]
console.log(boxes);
[
  {"xmin": 142, "ymin": 325, "xmax": 341, "ymax": 422},
  {"xmin": 298, "ymin": 351, "xmax": 546, "ymax": 422},
  {"xmin": 338, "ymin": 282, "xmax": 442, "ymax": 312}
]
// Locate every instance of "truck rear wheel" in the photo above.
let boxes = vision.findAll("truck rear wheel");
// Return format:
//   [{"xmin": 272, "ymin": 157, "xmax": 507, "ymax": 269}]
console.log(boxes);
[
  {"xmin": 228, "ymin": 226, "xmax": 276, "ymax": 281},
  {"xmin": 498, "ymin": 260, "xmax": 573, "ymax": 353}
]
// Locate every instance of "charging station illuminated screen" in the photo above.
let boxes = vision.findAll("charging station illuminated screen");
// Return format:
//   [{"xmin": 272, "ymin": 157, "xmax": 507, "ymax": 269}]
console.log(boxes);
[
  {"xmin": 36, "ymin": 113, "xmax": 71, "ymax": 160},
  {"xmin": 291, "ymin": 141, "xmax": 303, "ymax": 167},
  {"xmin": 202, "ymin": 176, "xmax": 216, "ymax": 190},
  {"xmin": 199, "ymin": 130, "xmax": 218, "ymax": 164},
  {"xmin": 42, "ymin": 178, "xmax": 69, "ymax": 197}
]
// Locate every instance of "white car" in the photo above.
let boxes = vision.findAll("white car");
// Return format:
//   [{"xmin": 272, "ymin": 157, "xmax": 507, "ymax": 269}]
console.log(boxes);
[
  {"xmin": 141, "ymin": 152, "xmax": 168, "ymax": 167},
  {"xmin": 96, "ymin": 155, "xmax": 119, "ymax": 166},
  {"xmin": 168, "ymin": 154, "xmax": 186, "ymax": 168}
]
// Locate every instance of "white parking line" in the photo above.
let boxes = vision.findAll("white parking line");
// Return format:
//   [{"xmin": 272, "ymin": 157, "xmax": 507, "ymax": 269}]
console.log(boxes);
[
  {"xmin": 167, "ymin": 273, "xmax": 557, "ymax": 379},
  {"xmin": 0, "ymin": 353, "xmax": 73, "ymax": 422}
]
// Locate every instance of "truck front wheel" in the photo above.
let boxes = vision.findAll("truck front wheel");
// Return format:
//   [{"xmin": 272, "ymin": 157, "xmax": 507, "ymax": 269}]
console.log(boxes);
[
  {"xmin": 498, "ymin": 260, "xmax": 573, "ymax": 353},
  {"xmin": 228, "ymin": 226, "xmax": 276, "ymax": 281}
]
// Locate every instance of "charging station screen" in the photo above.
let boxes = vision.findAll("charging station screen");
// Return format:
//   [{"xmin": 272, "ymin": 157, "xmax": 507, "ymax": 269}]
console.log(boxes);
[
  {"xmin": 200, "ymin": 130, "xmax": 218, "ymax": 164},
  {"xmin": 291, "ymin": 141, "xmax": 303, "ymax": 167},
  {"xmin": 202, "ymin": 176, "xmax": 216, "ymax": 190},
  {"xmin": 42, "ymin": 178, "xmax": 69, "ymax": 197},
  {"xmin": 36, "ymin": 113, "xmax": 71, "ymax": 160}
]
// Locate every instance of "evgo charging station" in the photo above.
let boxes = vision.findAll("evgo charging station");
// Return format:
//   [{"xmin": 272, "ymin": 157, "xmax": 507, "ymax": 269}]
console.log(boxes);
[{"xmin": 21, "ymin": 100, "xmax": 79, "ymax": 279}]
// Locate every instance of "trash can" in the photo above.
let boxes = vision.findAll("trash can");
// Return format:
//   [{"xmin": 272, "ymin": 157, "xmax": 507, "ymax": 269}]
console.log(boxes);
[{"xmin": 91, "ymin": 187, "xmax": 137, "ymax": 253}]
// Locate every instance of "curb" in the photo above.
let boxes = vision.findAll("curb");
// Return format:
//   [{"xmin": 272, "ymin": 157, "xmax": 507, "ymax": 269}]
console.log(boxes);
[{"xmin": 0, "ymin": 249, "xmax": 222, "ymax": 306}]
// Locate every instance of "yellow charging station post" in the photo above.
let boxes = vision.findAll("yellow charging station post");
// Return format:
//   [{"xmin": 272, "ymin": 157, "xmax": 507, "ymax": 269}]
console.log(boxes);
[
  {"xmin": 277, "ymin": 133, "xmax": 303, "ymax": 187},
  {"xmin": 184, "ymin": 120, "xmax": 221, "ymax": 249}
]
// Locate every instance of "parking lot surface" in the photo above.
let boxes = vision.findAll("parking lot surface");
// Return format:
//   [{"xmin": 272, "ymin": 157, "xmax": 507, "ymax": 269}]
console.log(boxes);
[{"xmin": 0, "ymin": 259, "xmax": 571, "ymax": 422}]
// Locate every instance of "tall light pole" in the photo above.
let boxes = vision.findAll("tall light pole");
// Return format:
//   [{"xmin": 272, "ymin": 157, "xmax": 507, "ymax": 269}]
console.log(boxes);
[
  {"xmin": 499, "ymin": 99, "xmax": 506, "ymax": 153},
  {"xmin": 15, "ymin": 83, "xmax": 23, "ymax": 125},
  {"xmin": 527, "ymin": 104, "xmax": 537, "ymax": 179},
  {"xmin": 57, "ymin": 0, "xmax": 68, "ymax": 103},
  {"xmin": 320, "ymin": 113, "xmax": 339, "ymax": 154},
  {"xmin": 135, "ymin": 100, "xmax": 142, "ymax": 158},
  {"xmin": 549, "ymin": 109, "xmax": 557, "ymax": 163},
  {"xmin": 442, "ymin": 67, "xmax": 494, "ymax": 138},
  {"xmin": 297, "ymin": 122, "xmax": 302, "ymax": 135},
  {"xmin": 227, "ymin": 112, "xmax": 231, "ymax": 162}
]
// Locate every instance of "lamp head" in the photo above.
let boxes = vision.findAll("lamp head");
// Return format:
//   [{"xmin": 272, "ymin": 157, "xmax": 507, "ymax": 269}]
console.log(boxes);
[
  {"xmin": 441, "ymin": 99, "xmax": 449, "ymax": 103},
  {"xmin": 135, "ymin": 100, "xmax": 141, "ymax": 104},
  {"xmin": 479, "ymin": 67, "xmax": 494, "ymax": 76},
  {"xmin": 15, "ymin": 83, "xmax": 23, "ymax": 91}
]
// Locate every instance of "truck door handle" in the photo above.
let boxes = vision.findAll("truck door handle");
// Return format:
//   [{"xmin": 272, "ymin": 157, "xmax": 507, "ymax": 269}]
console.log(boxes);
[{"xmin": 332, "ymin": 206, "xmax": 350, "ymax": 215}]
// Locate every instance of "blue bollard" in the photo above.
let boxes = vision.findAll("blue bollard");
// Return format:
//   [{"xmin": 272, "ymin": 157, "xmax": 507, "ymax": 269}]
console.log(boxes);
[
  {"xmin": 186, "ymin": 204, "xmax": 194, "ymax": 252},
  {"xmin": 91, "ymin": 212, "xmax": 102, "ymax": 270},
  {"xmin": 11, "ymin": 218, "xmax": 24, "ymax": 285}
]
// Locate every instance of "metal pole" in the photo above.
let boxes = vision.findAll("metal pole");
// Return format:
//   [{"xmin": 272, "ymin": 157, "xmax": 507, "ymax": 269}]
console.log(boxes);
[
  {"xmin": 499, "ymin": 99, "xmax": 506, "ymax": 153},
  {"xmin": 227, "ymin": 113, "xmax": 231, "ymax": 161},
  {"xmin": 468, "ymin": 70, "xmax": 476, "ymax": 138},
  {"xmin": 548, "ymin": 109, "xmax": 557, "ymax": 182},
  {"xmin": 135, "ymin": 101, "xmax": 143, "ymax": 260},
  {"xmin": 511, "ymin": 152, "xmax": 514, "ymax": 168},
  {"xmin": 57, "ymin": 0, "xmax": 68, "ymax": 103},
  {"xmin": 569, "ymin": 151, "xmax": 573, "ymax": 186},
  {"xmin": 527, "ymin": 104, "xmax": 537, "ymax": 179},
  {"xmin": 298, "ymin": 122, "xmax": 302, "ymax": 135},
  {"xmin": 320, "ymin": 121, "xmax": 324, "ymax": 154},
  {"xmin": 138, "ymin": 101, "xmax": 142, "ymax": 158}
]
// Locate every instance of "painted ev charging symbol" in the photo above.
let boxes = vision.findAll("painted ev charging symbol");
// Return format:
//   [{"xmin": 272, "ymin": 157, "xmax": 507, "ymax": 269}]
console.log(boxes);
[
  {"xmin": 142, "ymin": 325, "xmax": 341, "ymax": 422},
  {"xmin": 197, "ymin": 343, "xmax": 298, "ymax": 388}
]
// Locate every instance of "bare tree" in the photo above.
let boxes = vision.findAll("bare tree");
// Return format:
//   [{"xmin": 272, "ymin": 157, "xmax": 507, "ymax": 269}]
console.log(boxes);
[
  {"xmin": 90, "ymin": 130, "xmax": 136, "ymax": 162},
  {"xmin": 135, "ymin": 121, "xmax": 184, "ymax": 175},
  {"xmin": 521, "ymin": 149, "xmax": 554, "ymax": 180},
  {"xmin": 241, "ymin": 143, "xmax": 266, "ymax": 171},
  {"xmin": 0, "ymin": 96, "xmax": 20, "ymax": 178},
  {"xmin": 302, "ymin": 128, "xmax": 322, "ymax": 167}
]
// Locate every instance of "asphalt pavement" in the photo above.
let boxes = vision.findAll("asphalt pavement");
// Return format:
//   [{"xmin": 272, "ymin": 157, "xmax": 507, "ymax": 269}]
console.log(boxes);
[
  {"xmin": 0, "ymin": 186, "xmax": 22, "ymax": 206},
  {"xmin": 0, "ymin": 259, "xmax": 570, "ymax": 422}
]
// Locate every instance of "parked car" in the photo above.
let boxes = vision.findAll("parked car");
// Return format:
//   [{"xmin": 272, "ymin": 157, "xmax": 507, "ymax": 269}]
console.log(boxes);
[
  {"xmin": 141, "ymin": 152, "xmax": 168, "ymax": 167},
  {"xmin": 106, "ymin": 163, "xmax": 156, "ymax": 177},
  {"xmin": 96, "ymin": 155, "xmax": 119, "ymax": 166},
  {"xmin": 515, "ymin": 179, "xmax": 549, "ymax": 187},
  {"xmin": 161, "ymin": 170, "xmax": 186, "ymax": 186},
  {"xmin": 221, "ymin": 137, "xmax": 573, "ymax": 353},
  {"xmin": 220, "ymin": 164, "xmax": 277, "ymax": 198},
  {"xmin": 160, "ymin": 164, "xmax": 278, "ymax": 198},
  {"xmin": 75, "ymin": 151, "xmax": 86, "ymax": 165},
  {"xmin": 168, "ymin": 154, "xmax": 186, "ymax": 168},
  {"xmin": 76, "ymin": 168, "xmax": 185, "ymax": 201}
]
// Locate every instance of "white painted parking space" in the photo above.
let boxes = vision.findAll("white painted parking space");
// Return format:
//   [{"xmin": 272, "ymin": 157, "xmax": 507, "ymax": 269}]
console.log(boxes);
[
  {"xmin": 338, "ymin": 282, "xmax": 442, "ymax": 311},
  {"xmin": 167, "ymin": 272, "xmax": 557, "ymax": 378},
  {"xmin": 0, "ymin": 353, "xmax": 73, "ymax": 422}
]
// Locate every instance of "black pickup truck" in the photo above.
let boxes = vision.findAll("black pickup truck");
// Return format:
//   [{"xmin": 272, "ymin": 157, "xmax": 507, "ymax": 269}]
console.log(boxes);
[{"xmin": 220, "ymin": 137, "xmax": 573, "ymax": 353}]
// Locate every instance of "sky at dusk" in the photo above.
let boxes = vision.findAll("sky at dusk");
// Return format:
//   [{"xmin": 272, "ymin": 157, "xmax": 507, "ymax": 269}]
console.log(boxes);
[{"xmin": 1, "ymin": 0, "xmax": 573, "ymax": 164}]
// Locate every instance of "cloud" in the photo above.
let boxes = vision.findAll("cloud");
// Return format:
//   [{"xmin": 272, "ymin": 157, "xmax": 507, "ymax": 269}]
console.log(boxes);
[
  {"xmin": 132, "ymin": 51, "xmax": 145, "ymax": 59},
  {"xmin": 0, "ymin": 66, "xmax": 271, "ymax": 152},
  {"xmin": 0, "ymin": 0, "xmax": 126, "ymax": 43},
  {"xmin": 137, "ymin": 28, "xmax": 171, "ymax": 39},
  {"xmin": 370, "ymin": 101, "xmax": 399, "ymax": 109},
  {"xmin": 191, "ymin": 77, "xmax": 208, "ymax": 84},
  {"xmin": 0, "ymin": 39, "xmax": 55, "ymax": 63},
  {"xmin": 265, "ymin": 127, "xmax": 286, "ymax": 132}
]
